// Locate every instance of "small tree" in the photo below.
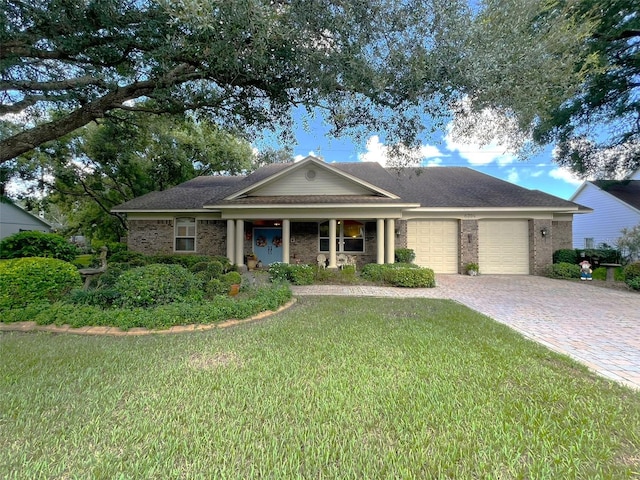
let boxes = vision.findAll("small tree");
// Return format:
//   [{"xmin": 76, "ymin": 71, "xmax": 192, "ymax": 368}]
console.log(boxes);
[{"xmin": 616, "ymin": 224, "xmax": 640, "ymax": 262}]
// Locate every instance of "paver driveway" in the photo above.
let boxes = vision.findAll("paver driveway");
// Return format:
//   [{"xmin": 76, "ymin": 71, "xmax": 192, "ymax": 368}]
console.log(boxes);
[{"xmin": 292, "ymin": 275, "xmax": 640, "ymax": 390}]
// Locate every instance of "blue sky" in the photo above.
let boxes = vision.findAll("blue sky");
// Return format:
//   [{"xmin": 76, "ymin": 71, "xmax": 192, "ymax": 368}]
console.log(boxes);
[{"xmin": 269, "ymin": 111, "xmax": 584, "ymax": 200}]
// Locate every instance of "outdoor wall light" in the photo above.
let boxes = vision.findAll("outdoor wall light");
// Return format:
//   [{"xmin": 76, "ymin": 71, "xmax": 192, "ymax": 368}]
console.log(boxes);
[{"xmin": 541, "ymin": 228, "xmax": 548, "ymax": 237}]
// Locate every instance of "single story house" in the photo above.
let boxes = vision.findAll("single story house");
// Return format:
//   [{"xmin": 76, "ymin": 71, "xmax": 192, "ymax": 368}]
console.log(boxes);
[
  {"xmin": 569, "ymin": 169, "xmax": 640, "ymax": 249},
  {"xmin": 0, "ymin": 197, "xmax": 52, "ymax": 240},
  {"xmin": 112, "ymin": 156, "xmax": 589, "ymax": 275}
]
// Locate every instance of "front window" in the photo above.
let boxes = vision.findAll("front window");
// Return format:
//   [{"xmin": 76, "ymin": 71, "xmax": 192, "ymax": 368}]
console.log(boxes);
[
  {"xmin": 319, "ymin": 220, "xmax": 364, "ymax": 253},
  {"xmin": 175, "ymin": 217, "xmax": 196, "ymax": 251}
]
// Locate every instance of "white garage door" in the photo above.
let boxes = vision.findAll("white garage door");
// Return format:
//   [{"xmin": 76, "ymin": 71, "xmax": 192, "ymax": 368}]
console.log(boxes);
[
  {"xmin": 478, "ymin": 220, "xmax": 530, "ymax": 274},
  {"xmin": 407, "ymin": 220, "xmax": 458, "ymax": 273}
]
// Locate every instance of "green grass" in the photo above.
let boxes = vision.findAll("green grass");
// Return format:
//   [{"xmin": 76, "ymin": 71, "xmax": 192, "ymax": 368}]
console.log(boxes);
[{"xmin": 2, "ymin": 297, "xmax": 639, "ymax": 478}]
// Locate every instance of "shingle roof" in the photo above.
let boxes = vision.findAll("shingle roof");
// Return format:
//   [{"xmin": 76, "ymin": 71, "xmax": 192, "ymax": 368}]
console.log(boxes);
[
  {"xmin": 112, "ymin": 162, "xmax": 584, "ymax": 212},
  {"xmin": 592, "ymin": 180, "xmax": 640, "ymax": 211}
]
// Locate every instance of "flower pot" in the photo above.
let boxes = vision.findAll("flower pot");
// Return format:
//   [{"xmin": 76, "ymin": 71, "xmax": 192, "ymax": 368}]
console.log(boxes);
[
  {"xmin": 229, "ymin": 284, "xmax": 240, "ymax": 296},
  {"xmin": 247, "ymin": 259, "xmax": 258, "ymax": 270}
]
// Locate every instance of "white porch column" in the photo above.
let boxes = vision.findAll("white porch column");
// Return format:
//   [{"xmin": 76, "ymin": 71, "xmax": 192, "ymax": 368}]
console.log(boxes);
[
  {"xmin": 235, "ymin": 219, "xmax": 245, "ymax": 266},
  {"xmin": 385, "ymin": 218, "xmax": 395, "ymax": 264},
  {"xmin": 328, "ymin": 219, "xmax": 337, "ymax": 268},
  {"xmin": 282, "ymin": 219, "xmax": 290, "ymax": 264},
  {"xmin": 376, "ymin": 218, "xmax": 385, "ymax": 264},
  {"xmin": 226, "ymin": 219, "xmax": 235, "ymax": 263}
]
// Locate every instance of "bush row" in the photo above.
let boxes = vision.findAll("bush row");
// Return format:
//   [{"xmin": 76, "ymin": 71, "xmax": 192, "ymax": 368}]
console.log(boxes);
[
  {"xmin": 0, "ymin": 231, "xmax": 79, "ymax": 262},
  {"xmin": 0, "ymin": 283, "xmax": 292, "ymax": 330},
  {"xmin": 268, "ymin": 263, "xmax": 315, "ymax": 285},
  {"xmin": 553, "ymin": 248, "xmax": 621, "ymax": 266},
  {"xmin": 360, "ymin": 263, "xmax": 436, "ymax": 288}
]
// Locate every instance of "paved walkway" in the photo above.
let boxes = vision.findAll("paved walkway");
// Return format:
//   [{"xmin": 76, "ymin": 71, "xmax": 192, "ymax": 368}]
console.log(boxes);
[{"xmin": 292, "ymin": 276, "xmax": 640, "ymax": 390}]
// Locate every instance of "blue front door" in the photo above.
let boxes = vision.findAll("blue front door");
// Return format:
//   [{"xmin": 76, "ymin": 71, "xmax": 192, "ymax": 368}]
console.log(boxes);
[{"xmin": 253, "ymin": 228, "xmax": 283, "ymax": 265}]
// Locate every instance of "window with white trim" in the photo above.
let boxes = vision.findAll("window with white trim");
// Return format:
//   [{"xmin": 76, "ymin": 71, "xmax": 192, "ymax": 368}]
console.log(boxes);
[
  {"xmin": 319, "ymin": 220, "xmax": 364, "ymax": 253},
  {"xmin": 584, "ymin": 237, "xmax": 594, "ymax": 249},
  {"xmin": 175, "ymin": 217, "xmax": 196, "ymax": 251}
]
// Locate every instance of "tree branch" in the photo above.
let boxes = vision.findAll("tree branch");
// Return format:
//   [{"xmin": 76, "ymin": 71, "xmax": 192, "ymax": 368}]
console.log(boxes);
[{"xmin": 0, "ymin": 76, "xmax": 109, "ymax": 92}]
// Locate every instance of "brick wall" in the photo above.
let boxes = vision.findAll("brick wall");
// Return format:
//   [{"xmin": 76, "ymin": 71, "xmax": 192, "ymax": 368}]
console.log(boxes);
[
  {"xmin": 127, "ymin": 218, "xmax": 226, "ymax": 256},
  {"xmin": 529, "ymin": 219, "xmax": 554, "ymax": 275},
  {"xmin": 459, "ymin": 219, "xmax": 479, "ymax": 273},
  {"xmin": 552, "ymin": 220, "xmax": 573, "ymax": 251}
]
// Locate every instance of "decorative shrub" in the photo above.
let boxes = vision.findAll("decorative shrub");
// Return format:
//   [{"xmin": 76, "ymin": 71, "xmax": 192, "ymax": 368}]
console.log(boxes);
[
  {"xmin": 108, "ymin": 250, "xmax": 149, "ymax": 265},
  {"xmin": 113, "ymin": 264, "xmax": 200, "ymax": 308},
  {"xmin": 66, "ymin": 288, "xmax": 121, "ymax": 308},
  {"xmin": 553, "ymin": 249, "xmax": 578, "ymax": 265},
  {"xmin": 464, "ymin": 262, "xmax": 479, "ymax": 274},
  {"xmin": 0, "ymin": 257, "xmax": 82, "ymax": 310},
  {"xmin": 623, "ymin": 261, "xmax": 640, "ymax": 290},
  {"xmin": 394, "ymin": 248, "xmax": 416, "ymax": 264},
  {"xmin": 288, "ymin": 264, "xmax": 314, "ymax": 285},
  {"xmin": 0, "ymin": 231, "xmax": 79, "ymax": 262},
  {"xmin": 204, "ymin": 279, "xmax": 228, "ymax": 298},
  {"xmin": 383, "ymin": 266, "xmax": 436, "ymax": 288},
  {"xmin": 267, "ymin": 263, "xmax": 315, "ymax": 285},
  {"xmin": 545, "ymin": 262, "xmax": 581, "ymax": 279},
  {"xmin": 147, "ymin": 254, "xmax": 216, "ymax": 269},
  {"xmin": 361, "ymin": 263, "xmax": 420, "ymax": 283},
  {"xmin": 221, "ymin": 271, "xmax": 242, "ymax": 287}
]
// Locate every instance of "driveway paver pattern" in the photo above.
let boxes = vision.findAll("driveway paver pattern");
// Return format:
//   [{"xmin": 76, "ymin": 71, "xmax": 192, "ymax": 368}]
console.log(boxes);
[{"xmin": 292, "ymin": 275, "xmax": 640, "ymax": 390}]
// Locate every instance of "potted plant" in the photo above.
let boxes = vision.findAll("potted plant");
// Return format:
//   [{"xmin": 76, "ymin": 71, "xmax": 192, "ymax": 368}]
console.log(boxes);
[
  {"xmin": 246, "ymin": 253, "xmax": 258, "ymax": 270},
  {"xmin": 465, "ymin": 262, "xmax": 479, "ymax": 276}
]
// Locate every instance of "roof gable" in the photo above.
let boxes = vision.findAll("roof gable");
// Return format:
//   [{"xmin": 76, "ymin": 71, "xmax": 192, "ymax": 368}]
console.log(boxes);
[
  {"xmin": 590, "ymin": 180, "xmax": 640, "ymax": 211},
  {"xmin": 223, "ymin": 156, "xmax": 399, "ymax": 200}
]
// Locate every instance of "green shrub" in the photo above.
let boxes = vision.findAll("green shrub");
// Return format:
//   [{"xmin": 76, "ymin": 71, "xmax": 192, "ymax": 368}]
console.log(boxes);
[
  {"xmin": 545, "ymin": 262, "xmax": 581, "ymax": 279},
  {"xmin": 267, "ymin": 263, "xmax": 315, "ymax": 285},
  {"xmin": 626, "ymin": 277, "xmax": 640, "ymax": 291},
  {"xmin": 0, "ymin": 231, "xmax": 79, "ymax": 262},
  {"xmin": 553, "ymin": 249, "xmax": 578, "ymax": 264},
  {"xmin": 147, "ymin": 254, "xmax": 216, "ymax": 269},
  {"xmin": 204, "ymin": 279, "xmax": 228, "ymax": 298},
  {"xmin": 108, "ymin": 250, "xmax": 148, "ymax": 265},
  {"xmin": 394, "ymin": 248, "xmax": 416, "ymax": 264},
  {"xmin": 288, "ymin": 264, "xmax": 314, "ymax": 285},
  {"xmin": 66, "ymin": 288, "xmax": 120, "ymax": 308},
  {"xmin": 383, "ymin": 266, "xmax": 436, "ymax": 288},
  {"xmin": 0, "ymin": 257, "xmax": 82, "ymax": 310},
  {"xmin": 3, "ymin": 282, "xmax": 293, "ymax": 330},
  {"xmin": 113, "ymin": 264, "xmax": 200, "ymax": 308},
  {"xmin": 360, "ymin": 263, "xmax": 388, "ymax": 282},
  {"xmin": 623, "ymin": 262, "xmax": 640, "ymax": 290}
]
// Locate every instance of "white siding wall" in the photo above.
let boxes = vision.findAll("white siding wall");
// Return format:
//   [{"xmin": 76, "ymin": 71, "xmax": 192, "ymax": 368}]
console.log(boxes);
[
  {"xmin": 251, "ymin": 166, "xmax": 370, "ymax": 196},
  {"xmin": 0, "ymin": 202, "xmax": 51, "ymax": 240},
  {"xmin": 572, "ymin": 183, "xmax": 640, "ymax": 248}
]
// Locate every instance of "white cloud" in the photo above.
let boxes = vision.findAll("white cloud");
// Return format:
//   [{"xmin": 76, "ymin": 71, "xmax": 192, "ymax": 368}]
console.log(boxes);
[
  {"xmin": 294, "ymin": 151, "xmax": 318, "ymax": 162},
  {"xmin": 357, "ymin": 135, "xmax": 446, "ymax": 167},
  {"xmin": 531, "ymin": 170, "xmax": 544, "ymax": 178},
  {"xmin": 549, "ymin": 167, "xmax": 582, "ymax": 185},
  {"xmin": 506, "ymin": 168, "xmax": 519, "ymax": 184},
  {"xmin": 444, "ymin": 129, "xmax": 516, "ymax": 167}
]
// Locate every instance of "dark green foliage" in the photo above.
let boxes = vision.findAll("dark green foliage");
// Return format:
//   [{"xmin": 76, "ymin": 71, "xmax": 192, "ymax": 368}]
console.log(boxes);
[
  {"xmin": 623, "ymin": 262, "xmax": 640, "ymax": 290},
  {"xmin": 553, "ymin": 249, "xmax": 578, "ymax": 265},
  {"xmin": 108, "ymin": 250, "xmax": 148, "ymax": 265},
  {"xmin": 113, "ymin": 264, "xmax": 200, "ymax": 308},
  {"xmin": 267, "ymin": 263, "xmax": 314, "ymax": 285},
  {"xmin": 221, "ymin": 271, "xmax": 242, "ymax": 287},
  {"xmin": 94, "ymin": 262, "xmax": 133, "ymax": 288},
  {"xmin": 204, "ymin": 279, "xmax": 228, "ymax": 298},
  {"xmin": 0, "ymin": 231, "xmax": 79, "ymax": 262},
  {"xmin": 394, "ymin": 248, "xmax": 416, "ymax": 264},
  {"xmin": 383, "ymin": 266, "xmax": 436, "ymax": 288},
  {"xmin": 66, "ymin": 288, "xmax": 120, "ymax": 308},
  {"xmin": 545, "ymin": 262, "xmax": 581, "ymax": 280},
  {"xmin": 0, "ymin": 257, "xmax": 82, "ymax": 310},
  {"xmin": 148, "ymin": 254, "xmax": 215, "ymax": 268},
  {"xmin": 2, "ymin": 283, "xmax": 293, "ymax": 330},
  {"xmin": 360, "ymin": 263, "xmax": 434, "ymax": 287}
]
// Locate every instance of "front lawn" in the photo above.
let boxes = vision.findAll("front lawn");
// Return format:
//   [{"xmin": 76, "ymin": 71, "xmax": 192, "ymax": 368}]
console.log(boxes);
[{"xmin": 2, "ymin": 297, "xmax": 639, "ymax": 478}]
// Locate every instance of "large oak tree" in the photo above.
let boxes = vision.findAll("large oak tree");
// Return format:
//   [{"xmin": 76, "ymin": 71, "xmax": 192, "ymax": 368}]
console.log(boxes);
[{"xmin": 0, "ymin": 0, "xmax": 468, "ymax": 163}]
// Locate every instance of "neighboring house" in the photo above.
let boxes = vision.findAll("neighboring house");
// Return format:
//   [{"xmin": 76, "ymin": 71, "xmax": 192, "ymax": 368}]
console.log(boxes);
[
  {"xmin": 569, "ymin": 169, "xmax": 640, "ymax": 249},
  {"xmin": 112, "ymin": 156, "xmax": 589, "ymax": 275},
  {"xmin": 0, "ymin": 197, "xmax": 52, "ymax": 240}
]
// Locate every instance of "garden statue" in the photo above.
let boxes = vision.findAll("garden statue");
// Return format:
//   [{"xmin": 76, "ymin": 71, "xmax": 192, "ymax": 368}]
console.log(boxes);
[{"xmin": 579, "ymin": 260, "xmax": 593, "ymax": 281}]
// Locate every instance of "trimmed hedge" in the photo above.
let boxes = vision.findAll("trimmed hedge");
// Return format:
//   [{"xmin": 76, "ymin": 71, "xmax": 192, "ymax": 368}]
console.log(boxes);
[
  {"xmin": 0, "ymin": 231, "xmax": 79, "ymax": 262},
  {"xmin": 361, "ymin": 263, "xmax": 435, "ymax": 288},
  {"xmin": 0, "ymin": 257, "xmax": 82, "ymax": 310},
  {"xmin": 545, "ymin": 262, "xmax": 581, "ymax": 280},
  {"xmin": 394, "ymin": 248, "xmax": 416, "ymax": 264}
]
